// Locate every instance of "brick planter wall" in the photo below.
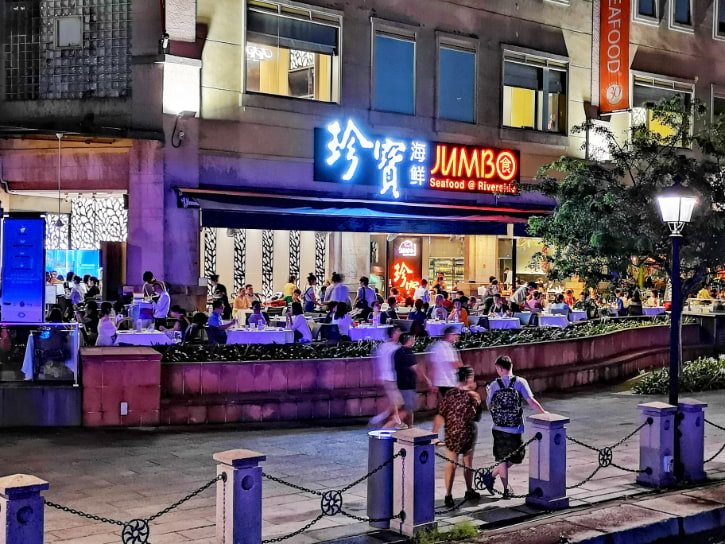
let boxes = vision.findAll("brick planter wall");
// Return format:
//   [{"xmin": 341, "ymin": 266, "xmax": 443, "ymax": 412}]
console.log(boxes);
[
  {"xmin": 81, "ymin": 347, "xmax": 162, "ymax": 427},
  {"xmin": 155, "ymin": 324, "xmax": 705, "ymax": 426}
]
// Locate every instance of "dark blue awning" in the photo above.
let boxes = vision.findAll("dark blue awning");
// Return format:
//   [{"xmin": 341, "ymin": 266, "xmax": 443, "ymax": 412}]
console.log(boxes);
[{"xmin": 176, "ymin": 187, "xmax": 554, "ymax": 235}]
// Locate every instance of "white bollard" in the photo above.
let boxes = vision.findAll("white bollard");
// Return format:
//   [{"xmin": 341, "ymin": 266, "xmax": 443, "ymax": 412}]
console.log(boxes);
[
  {"xmin": 636, "ymin": 402, "xmax": 676, "ymax": 488},
  {"xmin": 678, "ymin": 398, "xmax": 708, "ymax": 482},
  {"xmin": 214, "ymin": 449, "xmax": 266, "ymax": 544},
  {"xmin": 526, "ymin": 413, "xmax": 569, "ymax": 509},
  {"xmin": 0, "ymin": 474, "xmax": 49, "ymax": 544}
]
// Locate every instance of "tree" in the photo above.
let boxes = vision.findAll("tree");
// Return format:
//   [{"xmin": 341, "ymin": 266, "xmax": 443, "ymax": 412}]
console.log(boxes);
[{"xmin": 528, "ymin": 98, "xmax": 725, "ymax": 299}]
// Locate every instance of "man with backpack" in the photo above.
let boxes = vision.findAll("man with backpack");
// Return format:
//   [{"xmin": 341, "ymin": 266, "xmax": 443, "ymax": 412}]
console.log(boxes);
[{"xmin": 485, "ymin": 355, "xmax": 546, "ymax": 498}]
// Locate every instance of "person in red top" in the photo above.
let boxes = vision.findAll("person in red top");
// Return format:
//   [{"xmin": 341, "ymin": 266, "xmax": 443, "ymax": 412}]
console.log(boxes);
[{"xmin": 563, "ymin": 289, "xmax": 575, "ymax": 308}]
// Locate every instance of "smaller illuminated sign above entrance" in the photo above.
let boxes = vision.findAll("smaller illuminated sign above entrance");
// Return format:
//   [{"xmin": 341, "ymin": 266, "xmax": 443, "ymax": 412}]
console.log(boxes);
[
  {"xmin": 313, "ymin": 120, "xmax": 519, "ymax": 199},
  {"xmin": 398, "ymin": 240, "xmax": 417, "ymax": 257}
]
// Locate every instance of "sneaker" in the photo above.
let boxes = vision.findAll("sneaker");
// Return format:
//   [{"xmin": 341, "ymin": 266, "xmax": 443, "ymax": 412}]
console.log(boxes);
[
  {"xmin": 444, "ymin": 495, "xmax": 454, "ymax": 507},
  {"xmin": 502, "ymin": 487, "xmax": 513, "ymax": 500},
  {"xmin": 464, "ymin": 490, "xmax": 481, "ymax": 501},
  {"xmin": 394, "ymin": 423, "xmax": 409, "ymax": 430},
  {"xmin": 481, "ymin": 471, "xmax": 495, "ymax": 495}
]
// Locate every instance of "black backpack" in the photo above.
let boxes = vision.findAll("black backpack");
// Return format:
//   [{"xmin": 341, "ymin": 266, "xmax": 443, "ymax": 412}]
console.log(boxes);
[{"xmin": 490, "ymin": 377, "xmax": 523, "ymax": 428}]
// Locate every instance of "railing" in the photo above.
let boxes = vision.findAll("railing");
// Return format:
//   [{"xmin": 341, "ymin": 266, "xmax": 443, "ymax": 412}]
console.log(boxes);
[{"xmin": 1, "ymin": 399, "xmax": 723, "ymax": 544}]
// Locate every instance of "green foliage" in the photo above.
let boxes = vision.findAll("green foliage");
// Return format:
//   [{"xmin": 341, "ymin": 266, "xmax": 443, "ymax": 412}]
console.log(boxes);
[
  {"xmin": 528, "ymin": 97, "xmax": 725, "ymax": 290},
  {"xmin": 411, "ymin": 521, "xmax": 478, "ymax": 544},
  {"xmin": 154, "ymin": 317, "xmax": 670, "ymax": 363},
  {"xmin": 633, "ymin": 355, "xmax": 725, "ymax": 395}
]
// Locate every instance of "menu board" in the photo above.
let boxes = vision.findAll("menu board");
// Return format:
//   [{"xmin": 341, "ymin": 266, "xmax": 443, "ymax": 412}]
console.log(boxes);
[{"xmin": 1, "ymin": 217, "xmax": 46, "ymax": 322}]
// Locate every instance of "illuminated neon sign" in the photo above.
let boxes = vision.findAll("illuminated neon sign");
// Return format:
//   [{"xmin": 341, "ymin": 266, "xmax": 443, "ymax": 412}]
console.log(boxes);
[
  {"xmin": 390, "ymin": 237, "xmax": 422, "ymax": 298},
  {"xmin": 313, "ymin": 120, "xmax": 519, "ymax": 198}
]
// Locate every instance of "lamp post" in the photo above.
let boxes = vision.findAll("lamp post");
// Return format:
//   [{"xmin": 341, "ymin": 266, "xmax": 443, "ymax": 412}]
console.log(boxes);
[{"xmin": 655, "ymin": 178, "xmax": 697, "ymax": 407}]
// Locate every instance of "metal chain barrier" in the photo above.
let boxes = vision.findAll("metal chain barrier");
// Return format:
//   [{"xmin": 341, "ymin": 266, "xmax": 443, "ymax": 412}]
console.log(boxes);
[
  {"xmin": 259, "ymin": 449, "xmax": 406, "ymax": 542},
  {"xmin": 565, "ymin": 418, "xmax": 653, "ymax": 480},
  {"xmin": 705, "ymin": 418, "xmax": 725, "ymax": 463},
  {"xmin": 45, "ymin": 473, "xmax": 227, "ymax": 544}
]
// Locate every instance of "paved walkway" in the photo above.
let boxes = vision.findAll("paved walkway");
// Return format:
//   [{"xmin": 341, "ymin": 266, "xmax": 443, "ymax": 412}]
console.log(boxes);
[{"xmin": 2, "ymin": 385, "xmax": 725, "ymax": 544}]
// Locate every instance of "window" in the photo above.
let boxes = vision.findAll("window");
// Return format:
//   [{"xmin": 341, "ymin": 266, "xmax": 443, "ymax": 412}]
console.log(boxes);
[
  {"xmin": 373, "ymin": 32, "xmax": 415, "ymax": 115},
  {"xmin": 244, "ymin": 1, "xmax": 340, "ymax": 103},
  {"xmin": 713, "ymin": 94, "xmax": 725, "ymax": 122},
  {"xmin": 502, "ymin": 51, "xmax": 568, "ymax": 134},
  {"xmin": 637, "ymin": 0, "xmax": 656, "ymax": 17},
  {"xmin": 716, "ymin": 0, "xmax": 725, "ymax": 38},
  {"xmin": 438, "ymin": 45, "xmax": 475, "ymax": 123},
  {"xmin": 669, "ymin": 0, "xmax": 692, "ymax": 29},
  {"xmin": 631, "ymin": 75, "xmax": 694, "ymax": 146},
  {"xmin": 55, "ymin": 16, "xmax": 82, "ymax": 48}
]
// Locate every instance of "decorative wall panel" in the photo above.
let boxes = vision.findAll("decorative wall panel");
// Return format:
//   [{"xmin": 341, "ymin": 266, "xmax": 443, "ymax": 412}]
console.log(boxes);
[
  {"xmin": 315, "ymin": 231, "xmax": 326, "ymax": 281},
  {"xmin": 70, "ymin": 196, "xmax": 127, "ymax": 249},
  {"xmin": 44, "ymin": 213, "xmax": 70, "ymax": 249},
  {"xmin": 261, "ymin": 229, "xmax": 274, "ymax": 299},
  {"xmin": 233, "ymin": 229, "xmax": 246, "ymax": 294},
  {"xmin": 203, "ymin": 227, "xmax": 217, "ymax": 296},
  {"xmin": 289, "ymin": 230, "xmax": 300, "ymax": 280}
]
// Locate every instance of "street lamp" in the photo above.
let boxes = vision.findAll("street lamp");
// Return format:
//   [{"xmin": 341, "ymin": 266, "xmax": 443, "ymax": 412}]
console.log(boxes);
[{"xmin": 655, "ymin": 176, "xmax": 697, "ymax": 408}]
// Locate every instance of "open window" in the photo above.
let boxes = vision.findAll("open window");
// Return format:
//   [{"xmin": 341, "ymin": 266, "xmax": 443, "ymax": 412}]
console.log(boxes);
[
  {"xmin": 244, "ymin": 0, "xmax": 340, "ymax": 103},
  {"xmin": 631, "ymin": 74, "xmax": 694, "ymax": 146},
  {"xmin": 502, "ymin": 50, "xmax": 568, "ymax": 134}
]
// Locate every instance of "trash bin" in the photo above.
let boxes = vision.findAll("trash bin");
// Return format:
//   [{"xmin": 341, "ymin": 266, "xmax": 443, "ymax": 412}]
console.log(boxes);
[{"xmin": 367, "ymin": 429, "xmax": 396, "ymax": 529}]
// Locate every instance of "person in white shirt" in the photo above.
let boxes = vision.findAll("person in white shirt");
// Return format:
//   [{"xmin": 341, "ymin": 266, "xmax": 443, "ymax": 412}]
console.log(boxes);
[
  {"xmin": 368, "ymin": 325, "xmax": 403, "ymax": 428},
  {"xmin": 331, "ymin": 302, "xmax": 353, "ymax": 339},
  {"xmin": 427, "ymin": 294, "xmax": 448, "ymax": 321},
  {"xmin": 288, "ymin": 302, "xmax": 312, "ymax": 343},
  {"xmin": 324, "ymin": 272, "xmax": 350, "ymax": 309},
  {"xmin": 414, "ymin": 279, "xmax": 431, "ymax": 308},
  {"xmin": 429, "ymin": 326, "xmax": 463, "ymax": 443},
  {"xmin": 152, "ymin": 282, "xmax": 171, "ymax": 329}
]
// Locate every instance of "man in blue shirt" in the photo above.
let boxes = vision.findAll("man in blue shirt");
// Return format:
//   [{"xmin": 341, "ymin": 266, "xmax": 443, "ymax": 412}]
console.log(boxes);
[{"xmin": 208, "ymin": 300, "xmax": 236, "ymax": 344}]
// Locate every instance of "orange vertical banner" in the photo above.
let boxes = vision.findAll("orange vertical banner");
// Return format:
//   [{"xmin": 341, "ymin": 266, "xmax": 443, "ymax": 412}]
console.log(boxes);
[{"xmin": 599, "ymin": 0, "xmax": 630, "ymax": 113}]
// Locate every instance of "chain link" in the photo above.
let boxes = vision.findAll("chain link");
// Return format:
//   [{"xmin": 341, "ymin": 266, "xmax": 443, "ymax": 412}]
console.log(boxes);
[
  {"xmin": 435, "ymin": 497, "xmax": 469, "ymax": 514},
  {"xmin": 435, "ymin": 434, "xmax": 540, "ymax": 474},
  {"xmin": 610, "ymin": 420, "xmax": 651, "ymax": 450},
  {"xmin": 339, "ymin": 450, "xmax": 404, "ymax": 493},
  {"xmin": 609, "ymin": 461, "xmax": 648, "ymax": 474},
  {"xmin": 261, "ymin": 514, "xmax": 325, "ymax": 544},
  {"xmin": 566, "ymin": 436, "xmax": 599, "ymax": 452},
  {"xmin": 45, "ymin": 500, "xmax": 125, "ymax": 527},
  {"xmin": 340, "ymin": 509, "xmax": 403, "ymax": 523},
  {"xmin": 706, "ymin": 418, "xmax": 725, "ymax": 432},
  {"xmin": 705, "ymin": 441, "xmax": 725, "ymax": 463},
  {"xmin": 262, "ymin": 473, "xmax": 324, "ymax": 496},
  {"xmin": 146, "ymin": 474, "xmax": 225, "ymax": 522},
  {"xmin": 566, "ymin": 465, "xmax": 603, "ymax": 490}
]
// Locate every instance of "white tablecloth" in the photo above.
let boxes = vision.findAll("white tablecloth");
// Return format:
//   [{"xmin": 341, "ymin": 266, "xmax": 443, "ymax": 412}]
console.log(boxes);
[
  {"xmin": 488, "ymin": 317, "xmax": 521, "ymax": 330},
  {"xmin": 643, "ymin": 307, "xmax": 666, "ymax": 316},
  {"xmin": 349, "ymin": 325, "xmax": 391, "ymax": 342},
  {"xmin": 226, "ymin": 328, "xmax": 294, "ymax": 345},
  {"xmin": 539, "ymin": 315, "xmax": 570, "ymax": 328},
  {"xmin": 114, "ymin": 331, "xmax": 176, "ymax": 346},
  {"xmin": 425, "ymin": 321, "xmax": 464, "ymax": 336},
  {"xmin": 569, "ymin": 311, "xmax": 587, "ymax": 322}
]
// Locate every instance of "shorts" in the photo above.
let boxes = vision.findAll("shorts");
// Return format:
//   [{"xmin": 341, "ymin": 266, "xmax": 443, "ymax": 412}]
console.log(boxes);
[
  {"xmin": 492, "ymin": 429, "xmax": 525, "ymax": 464},
  {"xmin": 383, "ymin": 380, "xmax": 403, "ymax": 406},
  {"xmin": 400, "ymin": 389, "xmax": 417, "ymax": 413}
]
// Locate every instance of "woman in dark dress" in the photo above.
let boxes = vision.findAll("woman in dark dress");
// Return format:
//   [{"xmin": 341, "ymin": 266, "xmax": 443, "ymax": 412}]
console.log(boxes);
[{"xmin": 439, "ymin": 366, "xmax": 482, "ymax": 507}]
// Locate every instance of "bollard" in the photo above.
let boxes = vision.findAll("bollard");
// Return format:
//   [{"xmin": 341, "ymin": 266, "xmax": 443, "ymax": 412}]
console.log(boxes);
[
  {"xmin": 214, "ymin": 449, "xmax": 266, "ymax": 544},
  {"xmin": 0, "ymin": 474, "xmax": 49, "ymax": 544},
  {"xmin": 367, "ymin": 429, "xmax": 396, "ymax": 529},
  {"xmin": 637, "ymin": 402, "xmax": 676, "ymax": 488},
  {"xmin": 393, "ymin": 428, "xmax": 437, "ymax": 537},
  {"xmin": 678, "ymin": 398, "xmax": 708, "ymax": 482},
  {"xmin": 526, "ymin": 413, "xmax": 569, "ymax": 510}
]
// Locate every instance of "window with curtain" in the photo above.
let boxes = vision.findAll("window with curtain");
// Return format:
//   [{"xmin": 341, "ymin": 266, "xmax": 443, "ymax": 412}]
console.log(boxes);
[
  {"xmin": 438, "ymin": 46, "xmax": 475, "ymax": 123},
  {"xmin": 373, "ymin": 33, "xmax": 416, "ymax": 115},
  {"xmin": 502, "ymin": 54, "xmax": 567, "ymax": 134},
  {"xmin": 245, "ymin": 1, "xmax": 340, "ymax": 102},
  {"xmin": 718, "ymin": 0, "xmax": 725, "ymax": 36},
  {"xmin": 713, "ymin": 96, "xmax": 725, "ymax": 121}
]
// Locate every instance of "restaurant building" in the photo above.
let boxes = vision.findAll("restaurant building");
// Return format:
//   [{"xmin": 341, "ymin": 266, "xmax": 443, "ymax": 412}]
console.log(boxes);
[{"xmin": 2, "ymin": 0, "xmax": 725, "ymax": 301}]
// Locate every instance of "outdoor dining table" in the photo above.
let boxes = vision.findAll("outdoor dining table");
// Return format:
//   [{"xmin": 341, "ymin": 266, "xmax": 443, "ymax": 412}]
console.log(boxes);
[
  {"xmin": 348, "ymin": 324, "xmax": 391, "ymax": 342},
  {"xmin": 538, "ymin": 315, "xmax": 570, "ymax": 328},
  {"xmin": 425, "ymin": 321, "xmax": 464, "ymax": 336},
  {"xmin": 569, "ymin": 310, "xmax": 587, "ymax": 322},
  {"xmin": 226, "ymin": 328, "xmax": 294, "ymax": 345},
  {"xmin": 487, "ymin": 317, "xmax": 521, "ymax": 330},
  {"xmin": 114, "ymin": 330, "xmax": 176, "ymax": 346},
  {"xmin": 643, "ymin": 307, "xmax": 667, "ymax": 316}
]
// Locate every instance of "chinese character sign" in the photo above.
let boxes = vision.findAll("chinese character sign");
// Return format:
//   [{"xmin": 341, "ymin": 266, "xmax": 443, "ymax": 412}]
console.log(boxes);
[
  {"xmin": 388, "ymin": 237, "xmax": 422, "ymax": 299},
  {"xmin": 314, "ymin": 120, "xmax": 519, "ymax": 198}
]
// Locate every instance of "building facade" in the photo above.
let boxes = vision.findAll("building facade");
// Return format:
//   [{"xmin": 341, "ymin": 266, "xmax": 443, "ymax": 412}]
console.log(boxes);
[{"xmin": 2, "ymin": 0, "xmax": 725, "ymax": 301}]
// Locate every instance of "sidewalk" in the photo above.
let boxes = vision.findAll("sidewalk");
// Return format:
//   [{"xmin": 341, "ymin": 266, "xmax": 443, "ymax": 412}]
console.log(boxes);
[{"xmin": 1, "ymin": 385, "xmax": 724, "ymax": 543}]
